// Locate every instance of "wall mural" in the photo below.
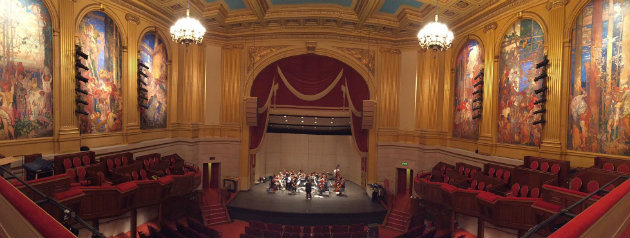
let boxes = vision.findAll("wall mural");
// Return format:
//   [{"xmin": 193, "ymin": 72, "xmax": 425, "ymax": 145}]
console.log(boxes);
[
  {"xmin": 78, "ymin": 11, "xmax": 123, "ymax": 134},
  {"xmin": 453, "ymin": 39, "xmax": 483, "ymax": 139},
  {"xmin": 0, "ymin": 0, "xmax": 53, "ymax": 140},
  {"xmin": 497, "ymin": 19, "xmax": 545, "ymax": 146},
  {"xmin": 569, "ymin": 0, "xmax": 630, "ymax": 156},
  {"xmin": 139, "ymin": 32, "xmax": 168, "ymax": 129}
]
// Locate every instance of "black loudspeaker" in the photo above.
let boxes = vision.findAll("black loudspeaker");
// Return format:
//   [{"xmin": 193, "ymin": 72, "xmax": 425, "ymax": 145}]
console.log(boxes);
[
  {"xmin": 138, "ymin": 61, "xmax": 150, "ymax": 109},
  {"xmin": 75, "ymin": 45, "xmax": 89, "ymax": 116},
  {"xmin": 470, "ymin": 69, "xmax": 484, "ymax": 120},
  {"xmin": 532, "ymin": 55, "xmax": 548, "ymax": 126}
]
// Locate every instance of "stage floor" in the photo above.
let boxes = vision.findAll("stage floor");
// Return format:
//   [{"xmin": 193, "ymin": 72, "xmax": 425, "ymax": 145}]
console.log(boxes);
[{"xmin": 227, "ymin": 181, "xmax": 386, "ymax": 225}]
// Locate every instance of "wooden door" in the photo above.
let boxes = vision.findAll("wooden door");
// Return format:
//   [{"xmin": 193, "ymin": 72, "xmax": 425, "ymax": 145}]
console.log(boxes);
[
  {"xmin": 210, "ymin": 163, "xmax": 220, "ymax": 188},
  {"xmin": 202, "ymin": 163, "xmax": 210, "ymax": 189},
  {"xmin": 397, "ymin": 168, "xmax": 407, "ymax": 195}
]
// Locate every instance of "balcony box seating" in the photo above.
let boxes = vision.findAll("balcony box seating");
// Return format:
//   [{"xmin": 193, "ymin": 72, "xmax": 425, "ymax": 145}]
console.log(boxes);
[
  {"xmin": 532, "ymin": 199, "xmax": 562, "ymax": 213},
  {"xmin": 530, "ymin": 187, "xmax": 540, "ymax": 198},
  {"xmin": 570, "ymin": 177, "xmax": 583, "ymax": 191},
  {"xmin": 550, "ymin": 164, "xmax": 560, "ymax": 174},
  {"xmin": 72, "ymin": 157, "xmax": 82, "ymax": 168},
  {"xmin": 477, "ymin": 182, "xmax": 486, "ymax": 191},
  {"xmin": 82, "ymin": 155, "xmax": 91, "ymax": 166},
  {"xmin": 63, "ymin": 159, "xmax": 72, "ymax": 171},
  {"xmin": 586, "ymin": 180, "xmax": 600, "ymax": 193},
  {"xmin": 471, "ymin": 180, "xmax": 478, "ymax": 190},
  {"xmin": 488, "ymin": 167, "xmax": 495, "ymax": 177},
  {"xmin": 540, "ymin": 162, "xmax": 550, "ymax": 172},
  {"xmin": 54, "ymin": 188, "xmax": 84, "ymax": 201},
  {"xmin": 502, "ymin": 171, "xmax": 511, "ymax": 184},
  {"xmin": 54, "ymin": 151, "xmax": 95, "ymax": 174},
  {"xmin": 115, "ymin": 158, "xmax": 122, "ymax": 168},
  {"xmin": 495, "ymin": 169, "xmax": 504, "ymax": 179},
  {"xmin": 510, "ymin": 183, "xmax": 520, "ymax": 197},
  {"xmin": 603, "ymin": 162, "xmax": 614, "ymax": 171},
  {"xmin": 520, "ymin": 185, "xmax": 529, "ymax": 197},
  {"xmin": 594, "ymin": 157, "xmax": 630, "ymax": 174},
  {"xmin": 529, "ymin": 161, "xmax": 539, "ymax": 170}
]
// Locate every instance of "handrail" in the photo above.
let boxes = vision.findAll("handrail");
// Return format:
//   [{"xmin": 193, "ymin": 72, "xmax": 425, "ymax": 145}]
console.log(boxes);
[
  {"xmin": 0, "ymin": 165, "xmax": 105, "ymax": 238},
  {"xmin": 520, "ymin": 175, "xmax": 628, "ymax": 238}
]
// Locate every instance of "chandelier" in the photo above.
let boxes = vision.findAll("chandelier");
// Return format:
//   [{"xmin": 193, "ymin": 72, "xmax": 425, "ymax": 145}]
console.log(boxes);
[
  {"xmin": 417, "ymin": 0, "xmax": 454, "ymax": 51},
  {"xmin": 170, "ymin": 0, "xmax": 206, "ymax": 45}
]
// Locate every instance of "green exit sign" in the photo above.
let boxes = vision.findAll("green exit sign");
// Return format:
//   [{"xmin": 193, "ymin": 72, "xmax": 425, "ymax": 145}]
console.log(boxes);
[{"xmin": 401, "ymin": 162, "xmax": 408, "ymax": 166}]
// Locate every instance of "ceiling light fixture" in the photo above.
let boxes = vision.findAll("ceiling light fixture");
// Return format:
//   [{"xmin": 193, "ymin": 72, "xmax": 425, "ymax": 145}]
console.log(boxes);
[
  {"xmin": 170, "ymin": 0, "xmax": 206, "ymax": 45},
  {"xmin": 417, "ymin": 0, "xmax": 454, "ymax": 51}
]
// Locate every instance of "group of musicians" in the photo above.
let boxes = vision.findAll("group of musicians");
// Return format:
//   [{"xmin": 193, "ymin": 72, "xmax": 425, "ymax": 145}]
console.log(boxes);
[{"xmin": 266, "ymin": 166, "xmax": 346, "ymax": 199}]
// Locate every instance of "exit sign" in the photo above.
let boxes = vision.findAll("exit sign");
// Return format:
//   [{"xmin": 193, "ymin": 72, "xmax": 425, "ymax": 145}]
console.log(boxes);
[{"xmin": 401, "ymin": 162, "xmax": 408, "ymax": 166}]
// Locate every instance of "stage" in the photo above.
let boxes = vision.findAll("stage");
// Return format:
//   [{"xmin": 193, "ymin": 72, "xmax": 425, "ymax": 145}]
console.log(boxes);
[{"xmin": 227, "ymin": 181, "xmax": 386, "ymax": 225}]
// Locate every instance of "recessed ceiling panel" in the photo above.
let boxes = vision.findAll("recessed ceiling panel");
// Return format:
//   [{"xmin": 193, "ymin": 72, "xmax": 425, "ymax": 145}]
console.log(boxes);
[{"xmin": 271, "ymin": 0, "xmax": 353, "ymax": 7}]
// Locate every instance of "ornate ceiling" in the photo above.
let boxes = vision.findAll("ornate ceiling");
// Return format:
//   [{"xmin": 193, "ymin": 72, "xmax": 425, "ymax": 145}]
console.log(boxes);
[{"xmin": 143, "ymin": 0, "xmax": 497, "ymax": 42}]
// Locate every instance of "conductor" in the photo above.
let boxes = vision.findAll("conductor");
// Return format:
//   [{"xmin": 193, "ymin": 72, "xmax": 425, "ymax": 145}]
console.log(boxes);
[{"xmin": 305, "ymin": 179, "xmax": 313, "ymax": 200}]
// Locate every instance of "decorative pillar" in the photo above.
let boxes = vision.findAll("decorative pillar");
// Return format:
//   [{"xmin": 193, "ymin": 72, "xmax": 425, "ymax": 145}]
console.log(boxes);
[
  {"xmin": 56, "ymin": 0, "xmax": 80, "ymax": 153},
  {"xmin": 417, "ymin": 50, "xmax": 446, "ymax": 144},
  {"xmin": 125, "ymin": 14, "xmax": 141, "ymax": 142},
  {"xmin": 376, "ymin": 48, "xmax": 400, "ymax": 141},
  {"xmin": 478, "ymin": 22, "xmax": 497, "ymax": 154},
  {"xmin": 540, "ymin": 0, "xmax": 567, "ymax": 156},
  {"xmin": 220, "ymin": 44, "xmax": 244, "ymax": 137}
]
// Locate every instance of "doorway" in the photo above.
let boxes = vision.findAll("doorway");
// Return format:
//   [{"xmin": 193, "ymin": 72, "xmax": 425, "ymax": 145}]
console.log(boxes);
[
  {"xmin": 203, "ymin": 163, "xmax": 221, "ymax": 189},
  {"xmin": 396, "ymin": 168, "xmax": 414, "ymax": 195}
]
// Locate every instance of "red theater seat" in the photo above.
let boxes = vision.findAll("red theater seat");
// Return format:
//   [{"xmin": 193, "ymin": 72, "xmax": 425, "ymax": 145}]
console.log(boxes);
[
  {"xmin": 485, "ymin": 184, "xmax": 493, "ymax": 191},
  {"xmin": 618, "ymin": 164, "xmax": 629, "ymax": 173},
  {"xmin": 67, "ymin": 168, "xmax": 77, "ymax": 183},
  {"xmin": 140, "ymin": 169, "xmax": 148, "ymax": 180},
  {"xmin": 520, "ymin": 185, "xmax": 529, "ymax": 197},
  {"xmin": 477, "ymin": 182, "xmax": 486, "ymax": 191},
  {"xmin": 351, "ymin": 231, "xmax": 367, "ymax": 238},
  {"xmin": 114, "ymin": 158, "xmax": 122, "ymax": 168},
  {"xmin": 458, "ymin": 166, "xmax": 464, "ymax": 175},
  {"xmin": 502, "ymin": 171, "xmax": 511, "ymax": 183},
  {"xmin": 96, "ymin": 171, "xmax": 110, "ymax": 186},
  {"xmin": 122, "ymin": 156, "xmax": 128, "ymax": 165},
  {"xmin": 495, "ymin": 169, "xmax": 504, "ymax": 179},
  {"xmin": 77, "ymin": 167, "xmax": 89, "ymax": 185},
  {"xmin": 332, "ymin": 225, "xmax": 348, "ymax": 233},
  {"xmin": 464, "ymin": 168, "xmax": 471, "ymax": 177},
  {"xmin": 440, "ymin": 165, "xmax": 446, "ymax": 175},
  {"xmin": 570, "ymin": 177, "xmax": 583, "ymax": 191},
  {"xmin": 443, "ymin": 176, "xmax": 450, "ymax": 183},
  {"xmin": 313, "ymin": 226, "xmax": 329, "ymax": 233},
  {"xmin": 132, "ymin": 171, "xmax": 139, "ymax": 181},
  {"xmin": 143, "ymin": 160, "xmax": 150, "ymax": 169},
  {"xmin": 602, "ymin": 162, "xmax": 614, "ymax": 171},
  {"xmin": 73, "ymin": 157, "xmax": 82, "ymax": 168},
  {"xmin": 510, "ymin": 183, "xmax": 520, "ymax": 197},
  {"xmin": 82, "ymin": 155, "xmax": 90, "ymax": 166},
  {"xmin": 470, "ymin": 169, "xmax": 477, "ymax": 178},
  {"xmin": 471, "ymin": 180, "xmax": 478, "ymax": 190},
  {"xmin": 488, "ymin": 167, "xmax": 495, "ymax": 177},
  {"xmin": 529, "ymin": 161, "xmax": 539, "ymax": 170},
  {"xmin": 587, "ymin": 180, "xmax": 600, "ymax": 193},
  {"xmin": 107, "ymin": 159, "xmax": 114, "ymax": 172},
  {"xmin": 63, "ymin": 158, "xmax": 72, "ymax": 171},
  {"xmin": 540, "ymin": 162, "xmax": 549, "ymax": 172},
  {"xmin": 550, "ymin": 164, "xmax": 561, "ymax": 174},
  {"xmin": 530, "ymin": 187, "xmax": 540, "ymax": 198}
]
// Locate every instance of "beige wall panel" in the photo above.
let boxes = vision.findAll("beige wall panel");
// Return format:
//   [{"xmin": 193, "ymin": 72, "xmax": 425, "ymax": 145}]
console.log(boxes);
[
  {"xmin": 205, "ymin": 44, "xmax": 222, "ymax": 125},
  {"xmin": 399, "ymin": 49, "xmax": 418, "ymax": 131}
]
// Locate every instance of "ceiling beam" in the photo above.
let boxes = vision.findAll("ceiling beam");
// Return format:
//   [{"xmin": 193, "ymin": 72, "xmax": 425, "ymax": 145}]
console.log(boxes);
[
  {"xmin": 354, "ymin": 0, "xmax": 384, "ymax": 26},
  {"xmin": 244, "ymin": 0, "xmax": 270, "ymax": 22}
]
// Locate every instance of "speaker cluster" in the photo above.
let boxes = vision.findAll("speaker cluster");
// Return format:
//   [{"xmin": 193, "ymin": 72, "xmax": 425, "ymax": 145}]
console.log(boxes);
[
  {"xmin": 533, "ymin": 55, "xmax": 549, "ymax": 125},
  {"xmin": 471, "ymin": 69, "xmax": 484, "ymax": 120},
  {"xmin": 75, "ymin": 45, "xmax": 89, "ymax": 116},
  {"xmin": 138, "ymin": 60, "xmax": 149, "ymax": 109}
]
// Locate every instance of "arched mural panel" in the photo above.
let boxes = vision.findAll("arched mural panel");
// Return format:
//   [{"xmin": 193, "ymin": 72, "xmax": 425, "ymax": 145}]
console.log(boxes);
[
  {"xmin": 139, "ymin": 31, "xmax": 168, "ymax": 129},
  {"xmin": 77, "ymin": 11, "xmax": 123, "ymax": 134},
  {"xmin": 497, "ymin": 19, "xmax": 545, "ymax": 146},
  {"xmin": 0, "ymin": 0, "xmax": 54, "ymax": 140},
  {"xmin": 453, "ymin": 39, "xmax": 483, "ymax": 139},
  {"xmin": 568, "ymin": 0, "xmax": 630, "ymax": 156}
]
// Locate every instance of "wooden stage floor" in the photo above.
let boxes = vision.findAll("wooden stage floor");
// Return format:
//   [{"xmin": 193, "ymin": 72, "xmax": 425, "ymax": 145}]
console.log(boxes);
[{"xmin": 227, "ymin": 181, "xmax": 386, "ymax": 225}]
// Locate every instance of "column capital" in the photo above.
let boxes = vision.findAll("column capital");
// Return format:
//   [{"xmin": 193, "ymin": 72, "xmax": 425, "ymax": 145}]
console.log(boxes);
[
  {"xmin": 546, "ymin": 0, "xmax": 568, "ymax": 10},
  {"xmin": 483, "ymin": 22, "xmax": 497, "ymax": 33},
  {"xmin": 125, "ymin": 13, "xmax": 140, "ymax": 25}
]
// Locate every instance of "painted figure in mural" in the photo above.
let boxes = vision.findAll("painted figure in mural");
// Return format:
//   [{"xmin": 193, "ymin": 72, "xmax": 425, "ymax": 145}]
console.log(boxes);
[
  {"xmin": 568, "ymin": 0, "xmax": 630, "ymax": 156},
  {"xmin": 139, "ymin": 32, "xmax": 168, "ymax": 129},
  {"xmin": 77, "ymin": 11, "xmax": 123, "ymax": 134},
  {"xmin": 497, "ymin": 19, "xmax": 545, "ymax": 146},
  {"xmin": 0, "ymin": 0, "xmax": 54, "ymax": 140},
  {"xmin": 453, "ymin": 40, "xmax": 483, "ymax": 139}
]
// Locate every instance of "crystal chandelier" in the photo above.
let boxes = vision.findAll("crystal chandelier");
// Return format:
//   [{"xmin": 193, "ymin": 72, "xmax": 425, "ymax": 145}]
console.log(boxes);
[
  {"xmin": 170, "ymin": 0, "xmax": 206, "ymax": 45},
  {"xmin": 417, "ymin": 0, "xmax": 454, "ymax": 51}
]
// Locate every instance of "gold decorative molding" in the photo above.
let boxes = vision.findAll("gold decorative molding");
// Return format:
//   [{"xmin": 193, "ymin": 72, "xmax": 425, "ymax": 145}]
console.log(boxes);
[
  {"xmin": 222, "ymin": 44, "xmax": 244, "ymax": 50},
  {"xmin": 248, "ymin": 45, "xmax": 289, "ymax": 71},
  {"xmin": 483, "ymin": 22, "xmax": 497, "ymax": 33},
  {"xmin": 334, "ymin": 47, "xmax": 375, "ymax": 75},
  {"xmin": 546, "ymin": 0, "xmax": 568, "ymax": 10},
  {"xmin": 305, "ymin": 41, "xmax": 317, "ymax": 53},
  {"xmin": 125, "ymin": 13, "xmax": 140, "ymax": 25},
  {"xmin": 379, "ymin": 48, "xmax": 401, "ymax": 54}
]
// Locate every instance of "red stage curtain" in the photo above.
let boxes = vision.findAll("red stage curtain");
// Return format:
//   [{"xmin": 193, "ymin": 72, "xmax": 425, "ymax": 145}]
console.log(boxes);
[{"xmin": 249, "ymin": 54, "xmax": 369, "ymax": 153}]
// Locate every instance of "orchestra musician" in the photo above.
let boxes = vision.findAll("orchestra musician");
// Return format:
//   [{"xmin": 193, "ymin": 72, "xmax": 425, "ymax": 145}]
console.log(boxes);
[{"xmin": 336, "ymin": 177, "xmax": 346, "ymax": 196}]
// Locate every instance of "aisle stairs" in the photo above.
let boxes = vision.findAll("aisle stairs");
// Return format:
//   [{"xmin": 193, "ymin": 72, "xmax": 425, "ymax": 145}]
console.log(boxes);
[
  {"xmin": 382, "ymin": 194, "xmax": 413, "ymax": 232},
  {"xmin": 201, "ymin": 189, "xmax": 231, "ymax": 226}
]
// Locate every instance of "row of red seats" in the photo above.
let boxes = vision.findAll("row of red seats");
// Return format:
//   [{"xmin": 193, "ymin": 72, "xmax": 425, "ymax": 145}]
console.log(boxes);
[
  {"xmin": 602, "ymin": 162, "xmax": 629, "ymax": 173},
  {"xmin": 62, "ymin": 156, "xmax": 91, "ymax": 172},
  {"xmin": 528, "ymin": 161, "xmax": 561, "ymax": 174},
  {"xmin": 470, "ymin": 180, "xmax": 493, "ymax": 192},
  {"xmin": 486, "ymin": 167, "xmax": 511, "ymax": 184},
  {"xmin": 143, "ymin": 157, "xmax": 161, "ymax": 171},
  {"xmin": 245, "ymin": 221, "xmax": 366, "ymax": 238},
  {"xmin": 457, "ymin": 166, "xmax": 479, "ymax": 179},
  {"xmin": 66, "ymin": 167, "xmax": 90, "ymax": 186},
  {"xmin": 106, "ymin": 157, "xmax": 131, "ymax": 173},
  {"xmin": 510, "ymin": 183, "xmax": 541, "ymax": 198},
  {"xmin": 569, "ymin": 177, "xmax": 614, "ymax": 193}
]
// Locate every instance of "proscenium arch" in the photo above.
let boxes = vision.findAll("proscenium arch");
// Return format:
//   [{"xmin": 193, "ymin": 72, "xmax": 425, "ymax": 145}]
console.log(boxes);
[
  {"xmin": 245, "ymin": 47, "xmax": 375, "ymax": 100},
  {"xmin": 75, "ymin": 4, "xmax": 128, "ymax": 48},
  {"xmin": 494, "ymin": 12, "xmax": 549, "ymax": 58}
]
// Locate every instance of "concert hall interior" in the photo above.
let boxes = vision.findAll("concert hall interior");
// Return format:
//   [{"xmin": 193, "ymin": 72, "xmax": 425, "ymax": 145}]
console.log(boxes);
[{"xmin": 1, "ymin": 0, "xmax": 630, "ymax": 238}]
